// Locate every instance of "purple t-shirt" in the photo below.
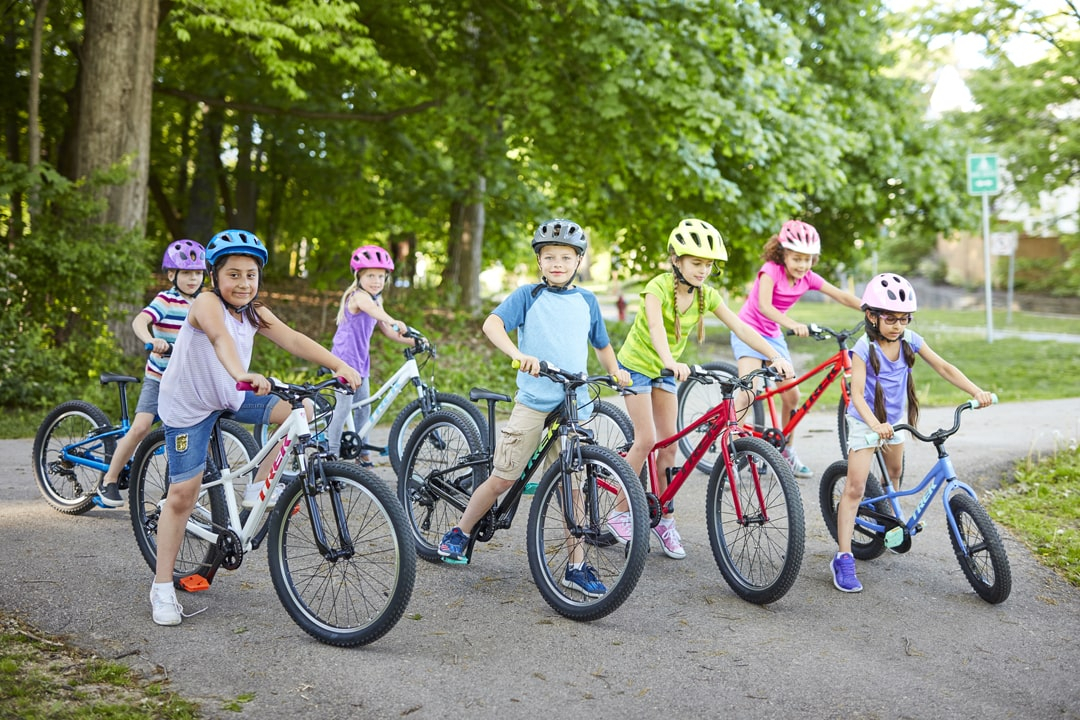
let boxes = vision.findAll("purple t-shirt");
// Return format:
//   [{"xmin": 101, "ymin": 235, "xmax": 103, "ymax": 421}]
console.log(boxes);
[
  {"xmin": 331, "ymin": 292, "xmax": 378, "ymax": 377},
  {"xmin": 737, "ymin": 261, "xmax": 824, "ymax": 337},
  {"xmin": 847, "ymin": 329, "xmax": 924, "ymax": 425}
]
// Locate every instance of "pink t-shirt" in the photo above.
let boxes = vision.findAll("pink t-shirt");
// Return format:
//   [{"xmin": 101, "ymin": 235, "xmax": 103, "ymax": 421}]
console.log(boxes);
[{"xmin": 737, "ymin": 261, "xmax": 824, "ymax": 337}]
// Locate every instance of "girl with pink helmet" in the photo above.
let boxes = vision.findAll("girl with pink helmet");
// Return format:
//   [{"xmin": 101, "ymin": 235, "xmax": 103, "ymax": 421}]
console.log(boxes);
[
  {"xmin": 732, "ymin": 219, "xmax": 863, "ymax": 478},
  {"xmin": 326, "ymin": 245, "xmax": 413, "ymax": 465},
  {"xmin": 831, "ymin": 272, "xmax": 994, "ymax": 593}
]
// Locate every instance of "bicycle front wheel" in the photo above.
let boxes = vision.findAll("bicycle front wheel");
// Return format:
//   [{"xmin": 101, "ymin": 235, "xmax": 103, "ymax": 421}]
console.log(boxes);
[
  {"xmin": 818, "ymin": 460, "xmax": 888, "ymax": 561},
  {"xmin": 526, "ymin": 445, "xmax": 648, "ymax": 622},
  {"xmin": 947, "ymin": 492, "xmax": 1011, "ymax": 604},
  {"xmin": 706, "ymin": 436, "xmax": 804, "ymax": 605},
  {"xmin": 267, "ymin": 462, "xmax": 416, "ymax": 647},
  {"xmin": 128, "ymin": 428, "xmax": 228, "ymax": 582},
  {"xmin": 398, "ymin": 410, "xmax": 485, "ymax": 562},
  {"xmin": 676, "ymin": 361, "xmax": 764, "ymax": 475},
  {"xmin": 388, "ymin": 392, "xmax": 487, "ymax": 474},
  {"xmin": 32, "ymin": 400, "xmax": 115, "ymax": 514}
]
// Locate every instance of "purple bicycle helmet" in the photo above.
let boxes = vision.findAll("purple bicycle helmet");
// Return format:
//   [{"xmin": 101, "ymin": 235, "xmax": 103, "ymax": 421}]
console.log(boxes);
[
  {"xmin": 162, "ymin": 239, "xmax": 206, "ymax": 271},
  {"xmin": 862, "ymin": 273, "xmax": 917, "ymax": 313},
  {"xmin": 350, "ymin": 245, "xmax": 395, "ymax": 273},
  {"xmin": 777, "ymin": 220, "xmax": 821, "ymax": 255}
]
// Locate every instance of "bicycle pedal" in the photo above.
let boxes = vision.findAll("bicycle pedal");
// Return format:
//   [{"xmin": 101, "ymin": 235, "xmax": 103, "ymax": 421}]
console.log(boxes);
[
  {"xmin": 90, "ymin": 496, "xmax": 107, "ymax": 509},
  {"xmin": 177, "ymin": 575, "xmax": 211, "ymax": 593},
  {"xmin": 441, "ymin": 556, "xmax": 469, "ymax": 566}
]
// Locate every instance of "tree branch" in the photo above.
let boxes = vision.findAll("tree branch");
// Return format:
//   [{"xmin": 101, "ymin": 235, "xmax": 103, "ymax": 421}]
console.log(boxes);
[{"xmin": 154, "ymin": 86, "xmax": 442, "ymax": 122}]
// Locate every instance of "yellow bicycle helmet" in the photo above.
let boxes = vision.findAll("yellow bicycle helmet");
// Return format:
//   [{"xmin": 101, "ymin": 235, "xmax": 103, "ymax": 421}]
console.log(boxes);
[{"xmin": 667, "ymin": 218, "xmax": 727, "ymax": 261}]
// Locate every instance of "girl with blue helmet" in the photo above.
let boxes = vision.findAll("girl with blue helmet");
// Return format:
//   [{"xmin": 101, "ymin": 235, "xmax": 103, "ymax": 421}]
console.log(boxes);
[{"xmin": 150, "ymin": 229, "xmax": 362, "ymax": 627}]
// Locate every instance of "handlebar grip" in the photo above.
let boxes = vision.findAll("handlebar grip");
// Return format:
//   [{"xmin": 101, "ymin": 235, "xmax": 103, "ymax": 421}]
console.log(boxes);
[
  {"xmin": 864, "ymin": 432, "xmax": 882, "ymax": 444},
  {"xmin": 236, "ymin": 381, "xmax": 256, "ymax": 391},
  {"xmin": 144, "ymin": 342, "xmax": 153, "ymax": 351},
  {"xmin": 968, "ymin": 393, "xmax": 999, "ymax": 409}
]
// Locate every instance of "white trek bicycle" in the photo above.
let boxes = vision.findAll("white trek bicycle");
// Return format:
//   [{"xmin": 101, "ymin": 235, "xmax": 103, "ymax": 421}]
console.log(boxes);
[
  {"xmin": 128, "ymin": 376, "xmax": 416, "ymax": 647},
  {"xmin": 254, "ymin": 326, "xmax": 485, "ymax": 474}
]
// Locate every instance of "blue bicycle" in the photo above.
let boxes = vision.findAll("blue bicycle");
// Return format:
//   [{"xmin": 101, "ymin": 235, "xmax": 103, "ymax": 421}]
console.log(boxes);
[{"xmin": 818, "ymin": 397, "xmax": 1011, "ymax": 604}]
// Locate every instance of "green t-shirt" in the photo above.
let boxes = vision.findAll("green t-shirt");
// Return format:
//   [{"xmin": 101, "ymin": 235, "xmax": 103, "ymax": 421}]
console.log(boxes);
[{"xmin": 617, "ymin": 272, "xmax": 723, "ymax": 378}]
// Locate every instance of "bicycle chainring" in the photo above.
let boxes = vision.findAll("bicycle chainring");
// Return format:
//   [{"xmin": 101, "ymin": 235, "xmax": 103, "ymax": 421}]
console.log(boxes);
[
  {"xmin": 338, "ymin": 431, "xmax": 361, "ymax": 460},
  {"xmin": 216, "ymin": 529, "xmax": 244, "ymax": 570},
  {"xmin": 645, "ymin": 493, "xmax": 663, "ymax": 526},
  {"xmin": 762, "ymin": 427, "xmax": 787, "ymax": 452},
  {"xmin": 473, "ymin": 511, "xmax": 497, "ymax": 542}
]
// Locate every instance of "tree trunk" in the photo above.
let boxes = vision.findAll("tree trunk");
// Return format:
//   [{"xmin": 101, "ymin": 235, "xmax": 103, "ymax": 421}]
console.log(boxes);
[
  {"xmin": 72, "ymin": 0, "xmax": 160, "ymax": 232},
  {"xmin": 442, "ymin": 177, "xmax": 485, "ymax": 311}
]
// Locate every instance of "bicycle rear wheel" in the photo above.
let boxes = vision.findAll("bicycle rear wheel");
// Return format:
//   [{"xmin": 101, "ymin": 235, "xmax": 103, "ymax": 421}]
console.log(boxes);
[
  {"xmin": 267, "ymin": 462, "xmax": 416, "ymax": 647},
  {"xmin": 947, "ymin": 492, "xmax": 1011, "ymax": 604},
  {"xmin": 706, "ymin": 436, "xmax": 804, "ymax": 605},
  {"xmin": 818, "ymin": 460, "xmax": 888, "ymax": 561},
  {"xmin": 581, "ymin": 399, "xmax": 634, "ymax": 455},
  {"xmin": 676, "ymin": 361, "xmax": 764, "ymax": 475},
  {"xmin": 398, "ymin": 410, "xmax": 485, "ymax": 562},
  {"xmin": 526, "ymin": 445, "xmax": 648, "ymax": 621},
  {"xmin": 388, "ymin": 392, "xmax": 487, "ymax": 474},
  {"xmin": 32, "ymin": 400, "xmax": 115, "ymax": 514}
]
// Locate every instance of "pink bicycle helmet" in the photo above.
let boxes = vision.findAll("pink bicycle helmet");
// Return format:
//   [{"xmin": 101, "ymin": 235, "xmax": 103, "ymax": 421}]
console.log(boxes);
[
  {"xmin": 350, "ymin": 245, "xmax": 395, "ymax": 273},
  {"xmin": 862, "ymin": 273, "xmax": 917, "ymax": 313},
  {"xmin": 777, "ymin": 220, "xmax": 821, "ymax": 255},
  {"xmin": 162, "ymin": 239, "xmax": 206, "ymax": 271}
]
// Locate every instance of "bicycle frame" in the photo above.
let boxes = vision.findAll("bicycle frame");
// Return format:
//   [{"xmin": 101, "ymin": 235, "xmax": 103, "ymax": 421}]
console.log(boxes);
[
  {"xmin": 758, "ymin": 347, "xmax": 853, "ymax": 438},
  {"xmin": 337, "ymin": 353, "xmax": 424, "ymax": 438},
  {"xmin": 63, "ymin": 376, "xmax": 140, "ymax": 473}
]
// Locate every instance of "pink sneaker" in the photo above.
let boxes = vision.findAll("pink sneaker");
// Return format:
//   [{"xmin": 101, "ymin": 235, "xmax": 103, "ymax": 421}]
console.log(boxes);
[
  {"xmin": 652, "ymin": 520, "xmax": 686, "ymax": 559},
  {"xmin": 607, "ymin": 511, "xmax": 633, "ymax": 544}
]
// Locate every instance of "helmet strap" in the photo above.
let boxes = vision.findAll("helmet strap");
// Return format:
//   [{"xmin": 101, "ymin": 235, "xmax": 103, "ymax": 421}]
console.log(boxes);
[{"xmin": 672, "ymin": 263, "xmax": 698, "ymax": 294}]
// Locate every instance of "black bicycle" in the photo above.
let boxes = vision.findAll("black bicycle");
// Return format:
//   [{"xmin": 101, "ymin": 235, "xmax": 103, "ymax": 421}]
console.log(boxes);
[{"xmin": 398, "ymin": 362, "xmax": 648, "ymax": 621}]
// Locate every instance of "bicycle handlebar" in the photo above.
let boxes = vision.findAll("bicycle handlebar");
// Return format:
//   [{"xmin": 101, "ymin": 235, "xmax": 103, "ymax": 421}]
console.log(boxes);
[
  {"xmin": 511, "ymin": 359, "xmax": 622, "ymax": 390},
  {"xmin": 785, "ymin": 320, "xmax": 865, "ymax": 344},
  {"xmin": 237, "ymin": 375, "xmax": 352, "ymax": 400},
  {"xmin": 683, "ymin": 364, "xmax": 780, "ymax": 392},
  {"xmin": 861, "ymin": 393, "xmax": 998, "ymax": 445}
]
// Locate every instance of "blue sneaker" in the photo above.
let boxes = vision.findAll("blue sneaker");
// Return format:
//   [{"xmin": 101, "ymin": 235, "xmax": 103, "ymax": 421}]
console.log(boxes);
[
  {"xmin": 438, "ymin": 528, "xmax": 469, "ymax": 561},
  {"xmin": 831, "ymin": 552, "xmax": 863, "ymax": 593},
  {"xmin": 562, "ymin": 564, "xmax": 607, "ymax": 598}
]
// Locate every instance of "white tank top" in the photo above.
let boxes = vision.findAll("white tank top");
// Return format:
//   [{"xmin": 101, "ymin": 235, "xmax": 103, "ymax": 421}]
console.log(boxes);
[{"xmin": 159, "ymin": 302, "xmax": 257, "ymax": 427}]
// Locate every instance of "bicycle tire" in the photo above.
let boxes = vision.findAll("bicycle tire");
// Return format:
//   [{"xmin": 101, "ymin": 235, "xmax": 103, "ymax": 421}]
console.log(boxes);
[
  {"xmin": 581, "ymin": 399, "xmax": 634, "ymax": 455},
  {"xmin": 837, "ymin": 396, "xmax": 851, "ymax": 459},
  {"xmin": 398, "ymin": 410, "xmax": 486, "ymax": 562},
  {"xmin": 388, "ymin": 392, "xmax": 487, "ymax": 474},
  {"xmin": 705, "ymin": 436, "xmax": 804, "ymax": 604},
  {"xmin": 947, "ymin": 492, "xmax": 1012, "ymax": 604},
  {"xmin": 818, "ymin": 460, "xmax": 887, "ymax": 560},
  {"xmin": 32, "ymin": 400, "xmax": 116, "ymax": 514},
  {"xmin": 128, "ymin": 423, "xmax": 259, "ymax": 581},
  {"xmin": 526, "ymin": 445, "xmax": 648, "ymax": 622},
  {"xmin": 267, "ymin": 462, "xmax": 416, "ymax": 646},
  {"xmin": 676, "ymin": 360, "xmax": 764, "ymax": 475}
]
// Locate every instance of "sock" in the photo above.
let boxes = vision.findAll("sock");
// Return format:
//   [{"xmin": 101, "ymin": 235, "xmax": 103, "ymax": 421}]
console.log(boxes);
[
  {"xmin": 659, "ymin": 517, "xmax": 675, "ymax": 528},
  {"xmin": 569, "ymin": 562, "xmax": 583, "ymax": 571},
  {"xmin": 151, "ymin": 581, "xmax": 174, "ymax": 595}
]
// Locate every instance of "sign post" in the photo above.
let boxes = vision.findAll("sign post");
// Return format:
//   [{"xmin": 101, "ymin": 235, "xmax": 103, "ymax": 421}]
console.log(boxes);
[
  {"xmin": 991, "ymin": 231, "xmax": 1019, "ymax": 325},
  {"xmin": 967, "ymin": 154, "xmax": 1001, "ymax": 343}
]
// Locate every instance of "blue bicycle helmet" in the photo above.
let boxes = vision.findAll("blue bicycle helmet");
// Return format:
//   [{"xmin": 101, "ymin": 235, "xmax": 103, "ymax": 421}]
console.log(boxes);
[{"xmin": 205, "ymin": 230, "xmax": 268, "ymax": 267}]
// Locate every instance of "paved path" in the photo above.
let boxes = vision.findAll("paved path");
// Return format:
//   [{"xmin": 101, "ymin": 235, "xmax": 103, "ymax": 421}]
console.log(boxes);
[{"xmin": 1, "ymin": 397, "xmax": 1078, "ymax": 719}]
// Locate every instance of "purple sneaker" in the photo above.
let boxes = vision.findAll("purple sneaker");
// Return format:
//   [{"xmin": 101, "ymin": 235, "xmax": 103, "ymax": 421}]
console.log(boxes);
[{"xmin": 831, "ymin": 552, "xmax": 863, "ymax": 593}]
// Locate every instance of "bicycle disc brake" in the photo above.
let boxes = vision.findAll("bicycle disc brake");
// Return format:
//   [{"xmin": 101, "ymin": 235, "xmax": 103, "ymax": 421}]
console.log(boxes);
[
  {"xmin": 216, "ymin": 529, "xmax": 244, "ymax": 570},
  {"xmin": 338, "ymin": 431, "xmax": 361, "ymax": 459}
]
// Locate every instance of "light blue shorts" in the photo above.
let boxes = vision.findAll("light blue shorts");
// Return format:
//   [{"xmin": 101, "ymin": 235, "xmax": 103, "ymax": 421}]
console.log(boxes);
[
  {"xmin": 165, "ymin": 393, "xmax": 277, "ymax": 484},
  {"xmin": 730, "ymin": 332, "xmax": 791, "ymax": 363},
  {"xmin": 845, "ymin": 414, "xmax": 908, "ymax": 453},
  {"xmin": 617, "ymin": 362, "xmax": 676, "ymax": 395}
]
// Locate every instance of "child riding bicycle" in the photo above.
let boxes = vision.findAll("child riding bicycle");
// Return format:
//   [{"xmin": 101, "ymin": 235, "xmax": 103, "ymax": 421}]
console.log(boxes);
[
  {"xmin": 732, "ymin": 220, "xmax": 862, "ymax": 479},
  {"xmin": 437, "ymin": 219, "xmax": 630, "ymax": 597},
  {"xmin": 97, "ymin": 240, "xmax": 207, "ymax": 509},
  {"xmin": 150, "ymin": 229, "xmax": 361, "ymax": 626},
  {"xmin": 613, "ymin": 218, "xmax": 794, "ymax": 559},
  {"xmin": 833, "ymin": 273, "xmax": 992, "ymax": 593},
  {"xmin": 325, "ymin": 244, "xmax": 414, "ymax": 464}
]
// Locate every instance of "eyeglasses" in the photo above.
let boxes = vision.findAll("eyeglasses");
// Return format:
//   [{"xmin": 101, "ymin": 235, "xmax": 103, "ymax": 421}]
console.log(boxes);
[{"xmin": 877, "ymin": 314, "xmax": 913, "ymax": 326}]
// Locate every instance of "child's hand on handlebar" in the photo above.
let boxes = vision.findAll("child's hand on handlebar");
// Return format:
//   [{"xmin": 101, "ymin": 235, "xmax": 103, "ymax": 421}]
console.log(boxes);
[
  {"xmin": 666, "ymin": 362, "xmax": 691, "ymax": 383},
  {"xmin": 513, "ymin": 355, "xmax": 541, "ymax": 376},
  {"xmin": 146, "ymin": 338, "xmax": 171, "ymax": 355},
  {"xmin": 871, "ymin": 421, "xmax": 894, "ymax": 440},
  {"xmin": 790, "ymin": 322, "xmax": 809, "ymax": 338},
  {"xmin": 238, "ymin": 372, "xmax": 271, "ymax": 395},
  {"xmin": 972, "ymin": 390, "xmax": 995, "ymax": 409},
  {"xmin": 612, "ymin": 368, "xmax": 632, "ymax": 387},
  {"xmin": 769, "ymin": 358, "xmax": 795, "ymax": 379},
  {"xmin": 332, "ymin": 364, "xmax": 363, "ymax": 391}
]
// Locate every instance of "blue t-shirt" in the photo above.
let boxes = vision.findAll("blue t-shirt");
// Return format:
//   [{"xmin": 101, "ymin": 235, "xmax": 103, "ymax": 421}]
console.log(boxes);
[
  {"xmin": 848, "ymin": 329, "xmax": 924, "ymax": 425},
  {"xmin": 491, "ymin": 285, "xmax": 611, "ymax": 413}
]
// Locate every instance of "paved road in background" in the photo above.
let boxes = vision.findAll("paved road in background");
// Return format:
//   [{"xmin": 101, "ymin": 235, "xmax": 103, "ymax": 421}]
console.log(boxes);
[{"xmin": 1, "ymin": 397, "xmax": 1078, "ymax": 719}]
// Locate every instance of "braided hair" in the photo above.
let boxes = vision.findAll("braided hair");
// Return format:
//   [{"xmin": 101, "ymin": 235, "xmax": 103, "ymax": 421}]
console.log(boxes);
[
  {"xmin": 671, "ymin": 264, "xmax": 707, "ymax": 345},
  {"xmin": 864, "ymin": 317, "xmax": 919, "ymax": 427}
]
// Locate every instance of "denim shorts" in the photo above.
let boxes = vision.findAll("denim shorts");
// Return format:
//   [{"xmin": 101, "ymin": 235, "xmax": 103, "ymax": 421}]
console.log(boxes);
[
  {"xmin": 165, "ymin": 393, "xmax": 278, "ymax": 484},
  {"xmin": 730, "ymin": 332, "xmax": 791, "ymax": 363},
  {"xmin": 845, "ymin": 414, "xmax": 908, "ymax": 453},
  {"xmin": 617, "ymin": 362, "xmax": 676, "ymax": 395},
  {"xmin": 135, "ymin": 377, "xmax": 160, "ymax": 415}
]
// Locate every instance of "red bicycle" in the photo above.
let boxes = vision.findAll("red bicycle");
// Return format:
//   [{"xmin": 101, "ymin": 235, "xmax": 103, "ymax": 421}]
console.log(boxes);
[
  {"xmin": 676, "ymin": 321, "xmax": 864, "ymax": 475},
  {"xmin": 622, "ymin": 365, "xmax": 804, "ymax": 605}
]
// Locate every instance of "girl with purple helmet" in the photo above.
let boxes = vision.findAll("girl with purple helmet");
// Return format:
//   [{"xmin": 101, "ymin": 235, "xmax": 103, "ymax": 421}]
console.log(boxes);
[
  {"xmin": 96, "ymin": 240, "xmax": 207, "ymax": 508},
  {"xmin": 732, "ymin": 220, "xmax": 863, "ymax": 479},
  {"xmin": 325, "ymin": 245, "xmax": 414, "ymax": 465},
  {"xmin": 831, "ymin": 273, "xmax": 993, "ymax": 593}
]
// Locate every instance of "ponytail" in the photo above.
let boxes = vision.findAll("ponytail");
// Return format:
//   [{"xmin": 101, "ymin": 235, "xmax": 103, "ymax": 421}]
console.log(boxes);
[{"xmin": 864, "ymin": 322, "xmax": 920, "ymax": 427}]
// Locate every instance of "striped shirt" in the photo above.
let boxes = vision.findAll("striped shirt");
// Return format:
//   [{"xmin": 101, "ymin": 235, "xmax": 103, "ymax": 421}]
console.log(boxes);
[{"xmin": 140, "ymin": 288, "xmax": 193, "ymax": 379}]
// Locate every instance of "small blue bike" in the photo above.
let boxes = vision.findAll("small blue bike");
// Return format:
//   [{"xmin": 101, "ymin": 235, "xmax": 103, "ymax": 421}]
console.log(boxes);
[{"xmin": 818, "ymin": 396, "xmax": 1011, "ymax": 604}]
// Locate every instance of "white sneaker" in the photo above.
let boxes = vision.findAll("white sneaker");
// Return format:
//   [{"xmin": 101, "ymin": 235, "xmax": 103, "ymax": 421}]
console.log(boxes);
[
  {"xmin": 783, "ymin": 448, "xmax": 812, "ymax": 479},
  {"xmin": 150, "ymin": 585, "xmax": 183, "ymax": 626}
]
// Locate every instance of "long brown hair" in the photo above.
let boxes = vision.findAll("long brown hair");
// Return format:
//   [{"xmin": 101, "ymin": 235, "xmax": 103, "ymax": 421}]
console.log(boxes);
[
  {"xmin": 864, "ymin": 314, "xmax": 919, "ymax": 426},
  {"xmin": 671, "ymin": 259, "xmax": 707, "ymax": 345}
]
